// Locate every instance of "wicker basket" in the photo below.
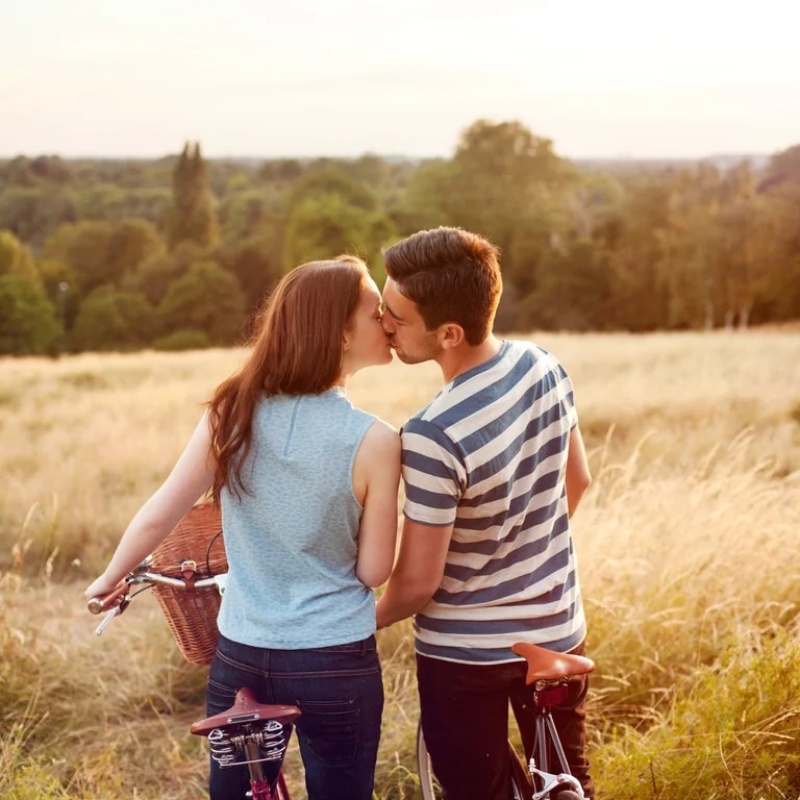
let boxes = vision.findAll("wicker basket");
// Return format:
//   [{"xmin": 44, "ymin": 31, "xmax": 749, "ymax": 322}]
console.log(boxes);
[{"xmin": 150, "ymin": 501, "xmax": 227, "ymax": 666}]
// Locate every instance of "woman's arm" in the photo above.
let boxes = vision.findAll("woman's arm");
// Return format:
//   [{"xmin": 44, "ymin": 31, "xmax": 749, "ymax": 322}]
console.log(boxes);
[
  {"xmin": 84, "ymin": 412, "xmax": 217, "ymax": 599},
  {"xmin": 352, "ymin": 419, "xmax": 401, "ymax": 588},
  {"xmin": 565, "ymin": 423, "xmax": 592, "ymax": 518}
]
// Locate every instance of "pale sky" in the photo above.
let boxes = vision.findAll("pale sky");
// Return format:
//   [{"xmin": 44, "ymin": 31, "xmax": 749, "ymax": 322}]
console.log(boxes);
[{"xmin": 2, "ymin": 0, "xmax": 799, "ymax": 160}]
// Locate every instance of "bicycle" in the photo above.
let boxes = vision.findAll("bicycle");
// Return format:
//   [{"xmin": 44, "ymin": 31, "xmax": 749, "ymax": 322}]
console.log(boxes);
[
  {"xmin": 88, "ymin": 557, "xmax": 300, "ymax": 800},
  {"xmin": 417, "ymin": 642, "xmax": 595, "ymax": 800}
]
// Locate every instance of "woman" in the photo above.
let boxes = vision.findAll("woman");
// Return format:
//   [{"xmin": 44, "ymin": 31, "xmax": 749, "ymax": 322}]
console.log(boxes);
[{"xmin": 85, "ymin": 255, "xmax": 401, "ymax": 800}]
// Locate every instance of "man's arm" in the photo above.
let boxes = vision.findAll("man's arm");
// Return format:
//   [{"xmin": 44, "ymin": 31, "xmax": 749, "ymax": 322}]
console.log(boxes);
[
  {"xmin": 565, "ymin": 423, "xmax": 592, "ymax": 518},
  {"xmin": 375, "ymin": 518, "xmax": 452, "ymax": 629}
]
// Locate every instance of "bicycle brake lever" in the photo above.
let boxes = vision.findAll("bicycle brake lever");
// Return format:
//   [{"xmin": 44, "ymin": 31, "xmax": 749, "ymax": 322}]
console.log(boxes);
[
  {"xmin": 94, "ymin": 608, "xmax": 118, "ymax": 636},
  {"xmin": 93, "ymin": 597, "xmax": 130, "ymax": 636}
]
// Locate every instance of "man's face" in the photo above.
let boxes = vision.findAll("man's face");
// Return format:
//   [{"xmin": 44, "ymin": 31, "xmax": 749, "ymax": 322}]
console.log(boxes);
[{"xmin": 381, "ymin": 278, "xmax": 441, "ymax": 365}]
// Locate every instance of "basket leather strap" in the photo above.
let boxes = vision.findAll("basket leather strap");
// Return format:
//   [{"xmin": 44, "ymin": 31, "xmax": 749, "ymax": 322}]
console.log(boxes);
[{"xmin": 180, "ymin": 560, "xmax": 198, "ymax": 591}]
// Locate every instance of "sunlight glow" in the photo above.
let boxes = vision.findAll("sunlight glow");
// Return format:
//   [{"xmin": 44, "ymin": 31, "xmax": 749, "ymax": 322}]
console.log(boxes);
[{"xmin": 1, "ymin": 0, "xmax": 798, "ymax": 158}]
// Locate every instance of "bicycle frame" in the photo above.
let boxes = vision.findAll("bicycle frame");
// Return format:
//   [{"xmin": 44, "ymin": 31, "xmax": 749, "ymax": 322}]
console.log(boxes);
[
  {"xmin": 513, "ymin": 642, "xmax": 594, "ymax": 800},
  {"xmin": 417, "ymin": 643, "xmax": 594, "ymax": 800},
  {"xmin": 88, "ymin": 559, "xmax": 299, "ymax": 800},
  {"xmin": 526, "ymin": 681, "xmax": 585, "ymax": 800}
]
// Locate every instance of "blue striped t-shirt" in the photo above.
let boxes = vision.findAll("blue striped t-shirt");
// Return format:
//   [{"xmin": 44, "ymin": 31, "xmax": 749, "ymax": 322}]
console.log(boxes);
[{"xmin": 402, "ymin": 340, "xmax": 585, "ymax": 664}]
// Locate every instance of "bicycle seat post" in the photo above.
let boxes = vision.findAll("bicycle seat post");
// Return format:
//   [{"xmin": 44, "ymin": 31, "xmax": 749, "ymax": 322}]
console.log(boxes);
[
  {"xmin": 511, "ymin": 643, "xmax": 594, "ymax": 800},
  {"xmin": 191, "ymin": 688, "xmax": 301, "ymax": 800}
]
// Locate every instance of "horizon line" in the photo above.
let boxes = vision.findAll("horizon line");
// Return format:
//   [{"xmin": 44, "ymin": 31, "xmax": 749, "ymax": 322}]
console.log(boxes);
[{"xmin": 0, "ymin": 150, "xmax": 776, "ymax": 163}]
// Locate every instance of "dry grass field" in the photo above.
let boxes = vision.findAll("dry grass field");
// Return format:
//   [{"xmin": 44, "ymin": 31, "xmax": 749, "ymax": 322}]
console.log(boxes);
[{"xmin": 1, "ymin": 330, "xmax": 799, "ymax": 799}]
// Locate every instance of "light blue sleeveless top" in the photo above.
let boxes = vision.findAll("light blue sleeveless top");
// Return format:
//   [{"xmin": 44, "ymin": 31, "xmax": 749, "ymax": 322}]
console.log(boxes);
[{"xmin": 217, "ymin": 387, "xmax": 377, "ymax": 649}]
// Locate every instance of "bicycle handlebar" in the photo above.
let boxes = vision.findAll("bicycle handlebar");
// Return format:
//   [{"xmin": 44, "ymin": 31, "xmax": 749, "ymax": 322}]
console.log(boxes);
[
  {"xmin": 87, "ymin": 581, "xmax": 130, "ymax": 615},
  {"xmin": 87, "ymin": 561, "xmax": 227, "ymax": 636}
]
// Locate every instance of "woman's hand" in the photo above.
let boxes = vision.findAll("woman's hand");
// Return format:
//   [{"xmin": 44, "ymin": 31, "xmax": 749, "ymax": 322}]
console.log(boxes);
[{"xmin": 84, "ymin": 573, "xmax": 124, "ymax": 604}]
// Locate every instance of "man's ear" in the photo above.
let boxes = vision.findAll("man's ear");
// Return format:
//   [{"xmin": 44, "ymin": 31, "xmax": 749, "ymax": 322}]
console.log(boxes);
[{"xmin": 439, "ymin": 323, "xmax": 465, "ymax": 350}]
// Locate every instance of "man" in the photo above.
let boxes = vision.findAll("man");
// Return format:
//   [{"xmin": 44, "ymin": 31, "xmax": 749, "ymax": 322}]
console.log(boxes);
[{"xmin": 376, "ymin": 226, "xmax": 594, "ymax": 800}]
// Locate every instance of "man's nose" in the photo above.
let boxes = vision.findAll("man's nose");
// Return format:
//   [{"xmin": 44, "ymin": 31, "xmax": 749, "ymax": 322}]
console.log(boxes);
[{"xmin": 381, "ymin": 314, "xmax": 394, "ymax": 335}]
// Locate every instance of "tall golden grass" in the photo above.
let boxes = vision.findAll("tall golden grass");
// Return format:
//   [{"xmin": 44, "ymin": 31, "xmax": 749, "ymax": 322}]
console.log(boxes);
[{"xmin": 1, "ymin": 331, "xmax": 799, "ymax": 799}]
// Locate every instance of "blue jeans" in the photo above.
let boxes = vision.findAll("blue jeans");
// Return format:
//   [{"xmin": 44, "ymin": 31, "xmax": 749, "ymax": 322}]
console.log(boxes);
[{"xmin": 206, "ymin": 633, "xmax": 383, "ymax": 800}]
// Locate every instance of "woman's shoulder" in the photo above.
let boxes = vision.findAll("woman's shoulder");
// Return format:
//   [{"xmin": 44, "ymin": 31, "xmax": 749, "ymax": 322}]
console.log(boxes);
[
  {"xmin": 360, "ymin": 417, "xmax": 401, "ymax": 455},
  {"xmin": 367, "ymin": 416, "xmax": 399, "ymax": 437},
  {"xmin": 353, "ymin": 419, "xmax": 401, "ymax": 488}
]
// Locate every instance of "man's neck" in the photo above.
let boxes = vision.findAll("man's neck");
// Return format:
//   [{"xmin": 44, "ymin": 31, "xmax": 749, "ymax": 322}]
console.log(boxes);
[{"xmin": 437, "ymin": 334, "xmax": 503, "ymax": 384}]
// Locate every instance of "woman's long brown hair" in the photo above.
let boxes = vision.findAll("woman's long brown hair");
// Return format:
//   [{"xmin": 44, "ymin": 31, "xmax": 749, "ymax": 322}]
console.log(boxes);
[{"xmin": 207, "ymin": 255, "xmax": 368, "ymax": 501}]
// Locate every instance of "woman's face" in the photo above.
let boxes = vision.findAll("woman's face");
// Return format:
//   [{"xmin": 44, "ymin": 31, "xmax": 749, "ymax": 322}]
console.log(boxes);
[{"xmin": 342, "ymin": 277, "xmax": 393, "ymax": 373}]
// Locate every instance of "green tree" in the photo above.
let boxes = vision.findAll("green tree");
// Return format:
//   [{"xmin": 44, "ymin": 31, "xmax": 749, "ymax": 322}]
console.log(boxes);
[
  {"xmin": 664, "ymin": 164, "xmax": 723, "ymax": 329},
  {"xmin": 42, "ymin": 218, "xmax": 162, "ymax": 299},
  {"xmin": 75, "ymin": 184, "xmax": 126, "ymax": 220},
  {"xmin": 258, "ymin": 158, "xmax": 304, "ymax": 184},
  {"xmin": 106, "ymin": 218, "xmax": 165, "ymax": 275},
  {"xmin": 759, "ymin": 144, "xmax": 800, "ymax": 190},
  {"xmin": 159, "ymin": 261, "xmax": 245, "ymax": 345},
  {"xmin": 567, "ymin": 172, "xmax": 626, "ymax": 240},
  {"xmin": 392, "ymin": 159, "xmax": 454, "ymax": 234},
  {"xmin": 346, "ymin": 154, "xmax": 390, "ymax": 190},
  {"xmin": 218, "ymin": 189, "xmax": 280, "ymax": 243},
  {"xmin": 121, "ymin": 240, "xmax": 202, "ymax": 306},
  {"xmin": 0, "ymin": 275, "xmax": 61, "ymax": 355},
  {"xmin": 166, "ymin": 142, "xmax": 219, "ymax": 251},
  {"xmin": 74, "ymin": 184, "xmax": 172, "ymax": 228},
  {"xmin": 611, "ymin": 178, "xmax": 679, "ymax": 331},
  {"xmin": 43, "ymin": 220, "xmax": 112, "ymax": 295},
  {"xmin": 0, "ymin": 187, "xmax": 77, "ymax": 248},
  {"xmin": 283, "ymin": 194, "xmax": 394, "ymax": 282},
  {"xmin": 517, "ymin": 240, "xmax": 615, "ymax": 331},
  {"xmin": 0, "ymin": 189, "xmax": 40, "ymax": 240},
  {"xmin": 395, "ymin": 120, "xmax": 576, "ymax": 305},
  {"xmin": 754, "ymin": 145, "xmax": 800, "ymax": 322},
  {"xmin": 446, "ymin": 120, "xmax": 574, "ymax": 241},
  {"xmin": 216, "ymin": 233, "xmax": 283, "ymax": 318},
  {"xmin": 28, "ymin": 155, "xmax": 72, "ymax": 184},
  {"xmin": 282, "ymin": 167, "xmax": 394, "ymax": 277},
  {"xmin": 3, "ymin": 156, "xmax": 37, "ymax": 187},
  {"xmin": 38, "ymin": 257, "xmax": 80, "ymax": 330},
  {"xmin": 0, "ymin": 229, "xmax": 39, "ymax": 283},
  {"xmin": 714, "ymin": 163, "xmax": 767, "ymax": 328},
  {"xmin": 287, "ymin": 167, "xmax": 378, "ymax": 214},
  {"xmin": 70, "ymin": 288, "xmax": 157, "ymax": 351}
]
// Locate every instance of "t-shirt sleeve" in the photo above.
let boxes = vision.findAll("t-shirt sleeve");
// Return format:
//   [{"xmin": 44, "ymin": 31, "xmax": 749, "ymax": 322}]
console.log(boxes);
[
  {"xmin": 553, "ymin": 358, "xmax": 578, "ymax": 429},
  {"xmin": 400, "ymin": 418, "xmax": 465, "ymax": 527}
]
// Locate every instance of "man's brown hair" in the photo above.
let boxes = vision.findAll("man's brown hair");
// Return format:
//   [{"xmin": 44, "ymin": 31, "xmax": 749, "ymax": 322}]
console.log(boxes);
[{"xmin": 383, "ymin": 227, "xmax": 502, "ymax": 345}]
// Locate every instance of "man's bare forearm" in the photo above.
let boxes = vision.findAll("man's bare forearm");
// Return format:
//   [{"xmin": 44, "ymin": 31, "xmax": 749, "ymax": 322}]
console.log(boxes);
[
  {"xmin": 376, "ymin": 580, "xmax": 434, "ymax": 629},
  {"xmin": 375, "ymin": 518, "xmax": 452, "ymax": 629}
]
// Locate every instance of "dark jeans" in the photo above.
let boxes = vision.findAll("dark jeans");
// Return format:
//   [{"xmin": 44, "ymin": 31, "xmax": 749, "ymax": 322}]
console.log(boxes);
[
  {"xmin": 417, "ymin": 644, "xmax": 594, "ymax": 800},
  {"xmin": 207, "ymin": 633, "xmax": 383, "ymax": 800}
]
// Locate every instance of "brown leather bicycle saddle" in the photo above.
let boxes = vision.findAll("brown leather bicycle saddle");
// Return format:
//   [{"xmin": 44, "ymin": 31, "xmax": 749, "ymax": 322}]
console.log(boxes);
[
  {"xmin": 511, "ymin": 642, "xmax": 595, "ymax": 684},
  {"xmin": 190, "ymin": 686, "xmax": 301, "ymax": 736}
]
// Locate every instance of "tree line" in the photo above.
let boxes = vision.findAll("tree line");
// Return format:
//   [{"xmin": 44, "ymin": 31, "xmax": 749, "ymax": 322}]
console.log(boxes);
[{"xmin": 1, "ymin": 121, "xmax": 799, "ymax": 355}]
